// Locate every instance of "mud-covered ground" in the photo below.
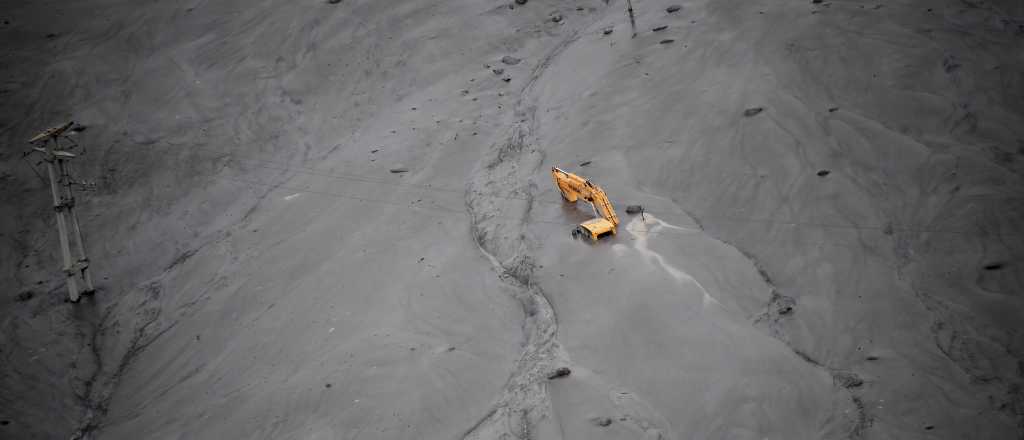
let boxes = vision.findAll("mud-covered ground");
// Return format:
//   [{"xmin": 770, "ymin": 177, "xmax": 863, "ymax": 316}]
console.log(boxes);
[{"xmin": 2, "ymin": 0, "xmax": 1022, "ymax": 439}]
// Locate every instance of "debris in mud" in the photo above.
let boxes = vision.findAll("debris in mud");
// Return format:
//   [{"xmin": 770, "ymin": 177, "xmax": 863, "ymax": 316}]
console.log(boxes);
[
  {"xmin": 983, "ymin": 262, "xmax": 1005, "ymax": 271},
  {"xmin": 492, "ymin": 68, "xmax": 504, "ymax": 75},
  {"xmin": 778, "ymin": 305, "xmax": 793, "ymax": 315},
  {"xmin": 828, "ymin": 107, "xmax": 839, "ymax": 112},
  {"xmin": 327, "ymin": 0, "xmax": 342, "ymax": 4},
  {"xmin": 515, "ymin": 0, "xmax": 528, "ymax": 4},
  {"xmin": 924, "ymin": 425, "xmax": 935, "ymax": 430},
  {"xmin": 866, "ymin": 355, "xmax": 879, "ymax": 361},
  {"xmin": 45, "ymin": 32, "xmax": 57, "ymax": 39},
  {"xmin": 659, "ymin": 39, "xmax": 675, "ymax": 44},
  {"xmin": 551, "ymin": 13, "xmax": 563, "ymax": 23},
  {"xmin": 817, "ymin": 169, "xmax": 831, "ymax": 177},
  {"xmin": 389, "ymin": 167, "xmax": 409, "ymax": 173},
  {"xmin": 325, "ymin": 383, "xmax": 332, "ymax": 388},
  {"xmin": 653, "ymin": 25, "xmax": 668, "ymax": 32},
  {"xmin": 501, "ymin": 55, "xmax": 521, "ymax": 65},
  {"xmin": 15, "ymin": 291, "xmax": 33, "ymax": 302},
  {"xmin": 603, "ymin": 26, "xmax": 614, "ymax": 35},
  {"xmin": 625, "ymin": 205, "xmax": 644, "ymax": 215},
  {"xmin": 812, "ymin": 0, "xmax": 823, "ymax": 3},
  {"xmin": 71, "ymin": 124, "xmax": 88, "ymax": 133},
  {"xmin": 743, "ymin": 107, "xmax": 764, "ymax": 117},
  {"xmin": 579, "ymin": 160, "xmax": 592, "ymax": 167},
  {"xmin": 667, "ymin": 5, "xmax": 682, "ymax": 13},
  {"xmin": 370, "ymin": 149, "xmax": 379, "ymax": 153},
  {"xmin": 0, "ymin": 420, "xmax": 8, "ymax": 426},
  {"xmin": 590, "ymin": 416, "xmax": 613, "ymax": 427},
  {"xmin": 883, "ymin": 222, "xmax": 894, "ymax": 235},
  {"xmin": 833, "ymin": 371, "xmax": 864, "ymax": 388},
  {"xmin": 548, "ymin": 367, "xmax": 571, "ymax": 379},
  {"xmin": 502, "ymin": 77, "xmax": 512, "ymax": 82}
]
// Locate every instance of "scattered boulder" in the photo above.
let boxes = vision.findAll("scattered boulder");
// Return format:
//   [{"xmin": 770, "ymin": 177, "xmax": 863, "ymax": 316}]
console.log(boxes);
[
  {"xmin": 653, "ymin": 25, "xmax": 668, "ymax": 32},
  {"xmin": 327, "ymin": 0, "xmax": 342, "ymax": 3},
  {"xmin": 492, "ymin": 68, "xmax": 504, "ymax": 75},
  {"xmin": 501, "ymin": 55, "xmax": 521, "ymax": 65},
  {"xmin": 390, "ymin": 167, "xmax": 409, "ymax": 173},
  {"xmin": 743, "ymin": 107, "xmax": 764, "ymax": 117},
  {"xmin": 515, "ymin": 0, "xmax": 528, "ymax": 4},
  {"xmin": 866, "ymin": 355, "xmax": 879, "ymax": 361},
  {"xmin": 603, "ymin": 26, "xmax": 614, "ymax": 35},
  {"xmin": 828, "ymin": 107, "xmax": 839, "ymax": 112},
  {"xmin": 811, "ymin": 0, "xmax": 823, "ymax": 3},
  {"xmin": 817, "ymin": 169, "xmax": 831, "ymax": 177},
  {"xmin": 659, "ymin": 39, "xmax": 675, "ymax": 44},
  {"xmin": 984, "ymin": 262, "xmax": 1005, "ymax": 271},
  {"xmin": 325, "ymin": 383, "xmax": 332, "ymax": 388},
  {"xmin": 551, "ymin": 13, "xmax": 563, "ymax": 23},
  {"xmin": 924, "ymin": 425, "xmax": 935, "ymax": 431},
  {"xmin": 667, "ymin": 5, "xmax": 682, "ymax": 13},
  {"xmin": 590, "ymin": 416, "xmax": 613, "ymax": 427},
  {"xmin": 833, "ymin": 371, "xmax": 864, "ymax": 388},
  {"xmin": 548, "ymin": 367, "xmax": 571, "ymax": 379},
  {"xmin": 502, "ymin": 77, "xmax": 512, "ymax": 82},
  {"xmin": 625, "ymin": 205, "xmax": 643, "ymax": 214}
]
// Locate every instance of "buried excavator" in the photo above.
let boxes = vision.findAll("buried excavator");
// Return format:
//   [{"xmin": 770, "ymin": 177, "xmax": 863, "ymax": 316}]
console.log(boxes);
[{"xmin": 551, "ymin": 167, "xmax": 620, "ymax": 241}]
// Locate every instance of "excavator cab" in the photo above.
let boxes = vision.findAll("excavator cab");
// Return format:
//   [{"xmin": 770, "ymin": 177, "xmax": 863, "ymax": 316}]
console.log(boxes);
[{"xmin": 552, "ymin": 167, "xmax": 619, "ymax": 242}]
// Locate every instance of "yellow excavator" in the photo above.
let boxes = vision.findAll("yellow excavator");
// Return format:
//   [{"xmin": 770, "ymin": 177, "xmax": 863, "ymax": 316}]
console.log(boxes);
[{"xmin": 551, "ymin": 167, "xmax": 619, "ymax": 241}]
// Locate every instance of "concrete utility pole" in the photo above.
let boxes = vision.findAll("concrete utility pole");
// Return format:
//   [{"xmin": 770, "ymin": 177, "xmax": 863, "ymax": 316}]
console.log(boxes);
[
  {"xmin": 25, "ymin": 122, "xmax": 96, "ymax": 302},
  {"xmin": 626, "ymin": 0, "xmax": 637, "ymax": 38}
]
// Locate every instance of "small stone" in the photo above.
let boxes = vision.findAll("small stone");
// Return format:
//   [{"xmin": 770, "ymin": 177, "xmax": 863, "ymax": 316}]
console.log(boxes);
[
  {"xmin": 551, "ymin": 13, "xmax": 563, "ymax": 23},
  {"xmin": 0, "ymin": 420, "xmax": 9, "ymax": 426},
  {"xmin": 503, "ymin": 77, "xmax": 512, "ymax": 82},
  {"xmin": 866, "ymin": 355, "xmax": 879, "ymax": 361},
  {"xmin": 659, "ymin": 39, "xmax": 675, "ymax": 44},
  {"xmin": 45, "ymin": 32, "xmax": 57, "ymax": 39},
  {"xmin": 501, "ymin": 55, "xmax": 521, "ymax": 65},
  {"xmin": 625, "ymin": 205, "xmax": 644, "ymax": 214},
  {"xmin": 590, "ymin": 416, "xmax": 613, "ymax": 427},
  {"xmin": 778, "ymin": 305, "xmax": 793, "ymax": 315},
  {"xmin": 390, "ymin": 167, "xmax": 409, "ymax": 173},
  {"xmin": 579, "ymin": 160, "xmax": 592, "ymax": 167},
  {"xmin": 515, "ymin": 0, "xmax": 527, "ymax": 4},
  {"xmin": 983, "ymin": 262, "xmax": 1005, "ymax": 271},
  {"xmin": 924, "ymin": 425, "xmax": 934, "ymax": 430},
  {"xmin": 812, "ymin": 0, "xmax": 823, "ymax": 3},
  {"xmin": 603, "ymin": 27, "xmax": 614, "ymax": 35},
  {"xmin": 828, "ymin": 107, "xmax": 839, "ymax": 112},
  {"xmin": 653, "ymin": 25, "xmax": 668, "ymax": 32},
  {"xmin": 15, "ymin": 291, "xmax": 33, "ymax": 302},
  {"xmin": 743, "ymin": 107, "xmax": 764, "ymax": 117},
  {"xmin": 370, "ymin": 149, "xmax": 379, "ymax": 153},
  {"xmin": 548, "ymin": 367, "xmax": 571, "ymax": 379},
  {"xmin": 817, "ymin": 169, "xmax": 831, "ymax": 177},
  {"xmin": 325, "ymin": 383, "xmax": 332, "ymax": 388},
  {"xmin": 492, "ymin": 68, "xmax": 504, "ymax": 75},
  {"xmin": 327, "ymin": 0, "xmax": 342, "ymax": 3},
  {"xmin": 667, "ymin": 5, "xmax": 681, "ymax": 13}
]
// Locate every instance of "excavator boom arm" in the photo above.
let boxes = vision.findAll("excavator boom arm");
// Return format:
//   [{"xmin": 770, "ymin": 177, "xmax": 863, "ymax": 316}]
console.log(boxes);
[{"xmin": 551, "ymin": 167, "xmax": 619, "ymax": 240}]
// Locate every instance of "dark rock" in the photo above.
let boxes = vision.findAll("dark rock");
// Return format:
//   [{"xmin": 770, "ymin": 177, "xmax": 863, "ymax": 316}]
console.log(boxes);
[
  {"xmin": 325, "ymin": 383, "xmax": 332, "ymax": 388},
  {"xmin": 866, "ymin": 355, "xmax": 879, "ymax": 361},
  {"xmin": 603, "ymin": 27, "xmax": 614, "ymax": 35},
  {"xmin": 0, "ymin": 420, "xmax": 8, "ymax": 426},
  {"xmin": 625, "ymin": 205, "xmax": 644, "ymax": 214},
  {"xmin": 666, "ymin": 5, "xmax": 682, "ymax": 13},
  {"xmin": 551, "ymin": 13, "xmax": 563, "ymax": 23},
  {"xmin": 390, "ymin": 167, "xmax": 409, "ymax": 173},
  {"xmin": 743, "ymin": 107, "xmax": 764, "ymax": 117},
  {"xmin": 501, "ymin": 55, "xmax": 521, "ymax": 65},
  {"xmin": 45, "ymin": 33, "xmax": 57, "ymax": 39},
  {"xmin": 576, "ymin": 6, "xmax": 584, "ymax": 11},
  {"xmin": 659, "ymin": 39, "xmax": 675, "ymax": 44},
  {"xmin": 833, "ymin": 371, "xmax": 864, "ymax": 388},
  {"xmin": 590, "ymin": 416, "xmax": 613, "ymax": 427},
  {"xmin": 828, "ymin": 107, "xmax": 839, "ymax": 112},
  {"xmin": 653, "ymin": 25, "xmax": 668, "ymax": 32},
  {"xmin": 984, "ymin": 262, "xmax": 1005, "ymax": 270},
  {"xmin": 71, "ymin": 124, "xmax": 88, "ymax": 133},
  {"xmin": 502, "ymin": 77, "xmax": 512, "ymax": 82},
  {"xmin": 15, "ymin": 291, "xmax": 33, "ymax": 302},
  {"xmin": 515, "ymin": 0, "xmax": 528, "ymax": 4},
  {"xmin": 924, "ymin": 425, "xmax": 934, "ymax": 430},
  {"xmin": 327, "ymin": 0, "xmax": 342, "ymax": 3},
  {"xmin": 548, "ymin": 367, "xmax": 571, "ymax": 379},
  {"xmin": 812, "ymin": 0, "xmax": 823, "ymax": 3},
  {"xmin": 579, "ymin": 160, "xmax": 592, "ymax": 167},
  {"xmin": 816, "ymin": 169, "xmax": 831, "ymax": 177},
  {"xmin": 492, "ymin": 68, "xmax": 504, "ymax": 75},
  {"xmin": 778, "ymin": 305, "xmax": 793, "ymax": 315}
]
